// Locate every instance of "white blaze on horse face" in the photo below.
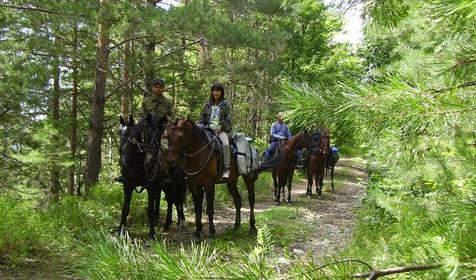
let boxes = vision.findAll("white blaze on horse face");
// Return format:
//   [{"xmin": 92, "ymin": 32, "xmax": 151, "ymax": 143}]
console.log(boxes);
[{"xmin": 121, "ymin": 126, "xmax": 128, "ymax": 135}]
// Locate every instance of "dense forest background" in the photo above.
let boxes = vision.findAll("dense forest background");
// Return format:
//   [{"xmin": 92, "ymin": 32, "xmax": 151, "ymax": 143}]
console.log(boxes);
[{"xmin": 0, "ymin": 0, "xmax": 475, "ymax": 279}]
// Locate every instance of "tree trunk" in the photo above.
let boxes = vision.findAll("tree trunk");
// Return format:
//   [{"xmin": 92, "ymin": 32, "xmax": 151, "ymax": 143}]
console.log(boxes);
[
  {"xmin": 85, "ymin": 0, "xmax": 111, "ymax": 192},
  {"xmin": 68, "ymin": 21, "xmax": 78, "ymax": 195},
  {"xmin": 121, "ymin": 27, "xmax": 132, "ymax": 117},
  {"xmin": 144, "ymin": 0, "xmax": 157, "ymax": 91},
  {"xmin": 50, "ymin": 59, "xmax": 61, "ymax": 201}
]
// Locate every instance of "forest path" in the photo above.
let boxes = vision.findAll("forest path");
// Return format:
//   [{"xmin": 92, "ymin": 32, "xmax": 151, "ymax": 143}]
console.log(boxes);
[
  {"xmin": 0, "ymin": 158, "xmax": 367, "ymax": 279},
  {"xmin": 164, "ymin": 157, "xmax": 368, "ymax": 260}
]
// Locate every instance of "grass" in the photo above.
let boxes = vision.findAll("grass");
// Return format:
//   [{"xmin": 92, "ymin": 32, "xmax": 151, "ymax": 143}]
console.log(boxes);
[{"xmin": 2, "ymin": 160, "xmax": 357, "ymax": 279}]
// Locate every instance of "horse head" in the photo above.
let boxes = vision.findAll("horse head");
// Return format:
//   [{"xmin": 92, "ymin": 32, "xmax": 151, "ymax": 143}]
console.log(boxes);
[
  {"xmin": 166, "ymin": 115, "xmax": 191, "ymax": 167},
  {"xmin": 119, "ymin": 115, "xmax": 140, "ymax": 170},
  {"xmin": 136, "ymin": 114, "xmax": 166, "ymax": 167},
  {"xmin": 298, "ymin": 130, "xmax": 315, "ymax": 149},
  {"xmin": 119, "ymin": 115, "xmax": 136, "ymax": 150},
  {"xmin": 318, "ymin": 129, "xmax": 330, "ymax": 155}
]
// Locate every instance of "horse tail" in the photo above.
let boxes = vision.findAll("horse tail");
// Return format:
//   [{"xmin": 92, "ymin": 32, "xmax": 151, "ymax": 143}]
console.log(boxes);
[{"xmin": 259, "ymin": 153, "xmax": 284, "ymax": 171}]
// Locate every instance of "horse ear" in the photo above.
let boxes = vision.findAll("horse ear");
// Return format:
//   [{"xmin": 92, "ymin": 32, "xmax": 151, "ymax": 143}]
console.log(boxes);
[
  {"xmin": 186, "ymin": 115, "xmax": 190, "ymax": 122},
  {"xmin": 120, "ymin": 116, "xmax": 126, "ymax": 125},
  {"xmin": 129, "ymin": 115, "xmax": 134, "ymax": 124},
  {"xmin": 146, "ymin": 113, "xmax": 152, "ymax": 124}
]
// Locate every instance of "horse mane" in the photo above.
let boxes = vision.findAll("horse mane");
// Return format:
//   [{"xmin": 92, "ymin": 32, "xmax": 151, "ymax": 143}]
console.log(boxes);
[
  {"xmin": 286, "ymin": 132, "xmax": 305, "ymax": 148},
  {"xmin": 181, "ymin": 118, "xmax": 210, "ymax": 144}
]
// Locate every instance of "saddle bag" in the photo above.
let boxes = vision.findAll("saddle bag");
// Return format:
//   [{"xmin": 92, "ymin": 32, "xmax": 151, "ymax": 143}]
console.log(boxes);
[{"xmin": 233, "ymin": 133, "xmax": 260, "ymax": 175}]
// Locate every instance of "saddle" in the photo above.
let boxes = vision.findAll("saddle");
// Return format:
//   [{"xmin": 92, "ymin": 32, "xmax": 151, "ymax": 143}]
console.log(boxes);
[{"xmin": 201, "ymin": 128, "xmax": 259, "ymax": 180}]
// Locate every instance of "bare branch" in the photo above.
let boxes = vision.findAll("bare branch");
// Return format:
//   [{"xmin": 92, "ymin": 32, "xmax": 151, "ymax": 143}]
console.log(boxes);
[
  {"xmin": 106, "ymin": 37, "xmax": 203, "ymax": 99},
  {"xmin": 109, "ymin": 35, "xmax": 159, "ymax": 50},
  {"xmin": 353, "ymin": 263, "xmax": 442, "ymax": 279},
  {"xmin": 0, "ymin": 3, "xmax": 58, "ymax": 14}
]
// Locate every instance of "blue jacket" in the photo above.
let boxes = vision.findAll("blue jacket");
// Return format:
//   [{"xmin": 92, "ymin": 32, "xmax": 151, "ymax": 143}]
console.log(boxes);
[{"xmin": 270, "ymin": 121, "xmax": 291, "ymax": 141}]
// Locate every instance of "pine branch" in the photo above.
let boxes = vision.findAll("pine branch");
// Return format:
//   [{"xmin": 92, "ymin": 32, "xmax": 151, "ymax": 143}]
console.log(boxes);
[
  {"xmin": 427, "ymin": 80, "xmax": 476, "ymax": 96},
  {"xmin": 0, "ymin": 3, "xmax": 58, "ymax": 14},
  {"xmin": 353, "ymin": 263, "xmax": 442, "ymax": 279}
]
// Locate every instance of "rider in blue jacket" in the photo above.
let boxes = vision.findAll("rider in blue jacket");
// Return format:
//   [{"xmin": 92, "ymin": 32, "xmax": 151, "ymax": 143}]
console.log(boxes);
[{"xmin": 263, "ymin": 112, "xmax": 292, "ymax": 160}]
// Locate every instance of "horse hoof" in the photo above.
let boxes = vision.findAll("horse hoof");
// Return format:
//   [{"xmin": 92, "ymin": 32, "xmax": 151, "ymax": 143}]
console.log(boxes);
[
  {"xmin": 148, "ymin": 233, "xmax": 157, "ymax": 240},
  {"xmin": 250, "ymin": 227, "xmax": 258, "ymax": 235},
  {"xmin": 116, "ymin": 226, "xmax": 126, "ymax": 237},
  {"xmin": 287, "ymin": 198, "xmax": 292, "ymax": 203},
  {"xmin": 192, "ymin": 235, "xmax": 201, "ymax": 242}
]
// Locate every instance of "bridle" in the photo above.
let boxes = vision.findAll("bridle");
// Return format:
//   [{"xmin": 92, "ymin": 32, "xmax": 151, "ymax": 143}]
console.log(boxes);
[{"xmin": 169, "ymin": 120, "xmax": 219, "ymax": 176}]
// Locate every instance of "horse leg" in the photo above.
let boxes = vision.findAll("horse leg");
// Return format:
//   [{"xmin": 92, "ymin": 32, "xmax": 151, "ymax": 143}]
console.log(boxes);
[
  {"xmin": 319, "ymin": 167, "xmax": 325, "ymax": 195},
  {"xmin": 205, "ymin": 188, "xmax": 216, "ymax": 238},
  {"xmin": 280, "ymin": 173, "xmax": 287, "ymax": 203},
  {"xmin": 315, "ymin": 171, "xmax": 321, "ymax": 196},
  {"xmin": 176, "ymin": 203, "xmax": 185, "ymax": 229},
  {"xmin": 153, "ymin": 186, "xmax": 164, "ymax": 231},
  {"xmin": 287, "ymin": 170, "xmax": 294, "ymax": 203},
  {"xmin": 331, "ymin": 166, "xmax": 335, "ymax": 191},
  {"xmin": 175, "ymin": 175, "xmax": 187, "ymax": 228},
  {"xmin": 272, "ymin": 169, "xmax": 279, "ymax": 202},
  {"xmin": 147, "ymin": 187, "xmax": 156, "ymax": 239},
  {"xmin": 164, "ymin": 198, "xmax": 173, "ymax": 231},
  {"xmin": 307, "ymin": 162, "xmax": 314, "ymax": 196},
  {"xmin": 316, "ymin": 166, "xmax": 324, "ymax": 196},
  {"xmin": 227, "ymin": 181, "xmax": 242, "ymax": 229},
  {"xmin": 191, "ymin": 186, "xmax": 204, "ymax": 240},
  {"xmin": 244, "ymin": 176, "xmax": 257, "ymax": 235},
  {"xmin": 117, "ymin": 186, "xmax": 133, "ymax": 236}
]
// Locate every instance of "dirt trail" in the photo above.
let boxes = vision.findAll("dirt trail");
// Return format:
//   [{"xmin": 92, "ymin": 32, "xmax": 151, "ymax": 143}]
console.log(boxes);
[{"xmin": 206, "ymin": 157, "xmax": 367, "ymax": 259}]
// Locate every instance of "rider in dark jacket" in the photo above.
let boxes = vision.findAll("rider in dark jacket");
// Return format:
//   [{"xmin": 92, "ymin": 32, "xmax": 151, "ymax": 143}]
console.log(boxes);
[{"xmin": 198, "ymin": 82, "xmax": 232, "ymax": 179}]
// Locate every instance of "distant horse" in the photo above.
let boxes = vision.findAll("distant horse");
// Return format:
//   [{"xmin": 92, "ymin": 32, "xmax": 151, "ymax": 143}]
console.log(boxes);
[
  {"xmin": 265, "ymin": 132, "xmax": 313, "ymax": 203},
  {"xmin": 325, "ymin": 147, "xmax": 339, "ymax": 190},
  {"xmin": 117, "ymin": 115, "xmax": 186, "ymax": 239},
  {"xmin": 167, "ymin": 116, "xmax": 260, "ymax": 239},
  {"xmin": 306, "ymin": 129, "xmax": 330, "ymax": 196}
]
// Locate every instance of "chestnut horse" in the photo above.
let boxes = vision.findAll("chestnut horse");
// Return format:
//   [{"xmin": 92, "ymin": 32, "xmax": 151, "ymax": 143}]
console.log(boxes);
[
  {"xmin": 166, "ymin": 117, "xmax": 260, "ymax": 239},
  {"xmin": 270, "ymin": 132, "xmax": 313, "ymax": 203},
  {"xmin": 306, "ymin": 129, "xmax": 330, "ymax": 196}
]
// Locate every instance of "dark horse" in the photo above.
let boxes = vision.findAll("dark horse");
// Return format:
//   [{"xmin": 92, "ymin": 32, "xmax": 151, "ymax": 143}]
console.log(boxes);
[
  {"xmin": 268, "ymin": 132, "xmax": 313, "ymax": 203},
  {"xmin": 306, "ymin": 129, "xmax": 330, "ymax": 196},
  {"xmin": 118, "ymin": 115, "xmax": 186, "ymax": 239},
  {"xmin": 325, "ymin": 147, "xmax": 339, "ymax": 191},
  {"xmin": 167, "ymin": 116, "xmax": 258, "ymax": 239}
]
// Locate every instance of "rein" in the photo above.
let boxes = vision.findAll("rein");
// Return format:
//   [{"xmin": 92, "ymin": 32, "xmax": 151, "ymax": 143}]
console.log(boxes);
[
  {"xmin": 172, "ymin": 121, "xmax": 219, "ymax": 176},
  {"xmin": 126, "ymin": 125, "xmax": 164, "ymax": 181}
]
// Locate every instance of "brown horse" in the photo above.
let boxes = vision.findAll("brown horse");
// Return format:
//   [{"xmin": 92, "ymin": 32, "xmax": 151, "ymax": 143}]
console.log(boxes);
[
  {"xmin": 306, "ymin": 129, "xmax": 330, "ymax": 196},
  {"xmin": 166, "ymin": 116, "xmax": 258, "ymax": 239},
  {"xmin": 271, "ymin": 132, "xmax": 313, "ymax": 203}
]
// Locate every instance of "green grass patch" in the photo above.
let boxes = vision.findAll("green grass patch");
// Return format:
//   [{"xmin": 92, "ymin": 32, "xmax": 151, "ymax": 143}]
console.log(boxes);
[{"xmin": 257, "ymin": 206, "xmax": 314, "ymax": 248}]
